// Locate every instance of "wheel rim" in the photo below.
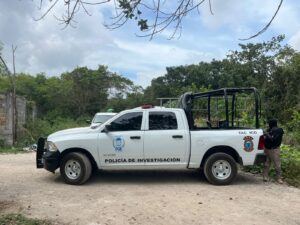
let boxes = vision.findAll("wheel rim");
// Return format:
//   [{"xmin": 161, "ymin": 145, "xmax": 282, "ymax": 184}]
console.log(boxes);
[
  {"xmin": 65, "ymin": 160, "xmax": 81, "ymax": 180},
  {"xmin": 211, "ymin": 160, "xmax": 231, "ymax": 180}
]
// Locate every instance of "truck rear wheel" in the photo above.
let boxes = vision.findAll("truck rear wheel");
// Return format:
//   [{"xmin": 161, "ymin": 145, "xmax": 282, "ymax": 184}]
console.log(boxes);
[
  {"xmin": 60, "ymin": 152, "xmax": 92, "ymax": 185},
  {"xmin": 204, "ymin": 153, "xmax": 237, "ymax": 185}
]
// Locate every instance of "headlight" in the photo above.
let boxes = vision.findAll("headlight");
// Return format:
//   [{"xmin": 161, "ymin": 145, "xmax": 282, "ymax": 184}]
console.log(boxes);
[{"xmin": 47, "ymin": 141, "xmax": 58, "ymax": 152}]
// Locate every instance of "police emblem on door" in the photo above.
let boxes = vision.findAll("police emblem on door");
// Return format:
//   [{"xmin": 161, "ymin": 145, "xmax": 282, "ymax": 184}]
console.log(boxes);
[
  {"xmin": 113, "ymin": 136, "xmax": 125, "ymax": 152},
  {"xmin": 243, "ymin": 136, "xmax": 254, "ymax": 152}
]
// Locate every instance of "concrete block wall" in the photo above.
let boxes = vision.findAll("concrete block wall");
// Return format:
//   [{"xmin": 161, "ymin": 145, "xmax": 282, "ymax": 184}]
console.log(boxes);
[{"xmin": 0, "ymin": 93, "xmax": 27, "ymax": 145}]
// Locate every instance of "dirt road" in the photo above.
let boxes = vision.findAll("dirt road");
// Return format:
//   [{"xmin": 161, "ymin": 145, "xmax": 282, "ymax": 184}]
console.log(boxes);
[{"xmin": 0, "ymin": 153, "xmax": 299, "ymax": 225}]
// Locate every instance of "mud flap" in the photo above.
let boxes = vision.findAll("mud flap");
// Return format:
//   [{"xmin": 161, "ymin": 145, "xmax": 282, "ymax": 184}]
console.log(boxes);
[
  {"xmin": 36, "ymin": 137, "xmax": 46, "ymax": 168},
  {"xmin": 254, "ymin": 154, "xmax": 266, "ymax": 165}
]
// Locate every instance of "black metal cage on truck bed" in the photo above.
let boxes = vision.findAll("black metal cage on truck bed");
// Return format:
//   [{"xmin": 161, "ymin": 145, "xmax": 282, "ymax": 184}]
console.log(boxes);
[{"xmin": 178, "ymin": 87, "xmax": 261, "ymax": 130}]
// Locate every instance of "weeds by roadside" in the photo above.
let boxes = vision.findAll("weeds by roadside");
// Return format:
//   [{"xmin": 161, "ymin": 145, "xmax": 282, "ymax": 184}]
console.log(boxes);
[
  {"xmin": 0, "ymin": 146, "xmax": 23, "ymax": 154},
  {"xmin": 0, "ymin": 139, "xmax": 23, "ymax": 154},
  {"xmin": 0, "ymin": 214, "xmax": 52, "ymax": 225}
]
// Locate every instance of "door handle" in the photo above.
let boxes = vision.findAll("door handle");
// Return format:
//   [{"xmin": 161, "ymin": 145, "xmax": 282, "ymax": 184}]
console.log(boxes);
[
  {"xmin": 172, "ymin": 135, "xmax": 183, "ymax": 139},
  {"xmin": 130, "ymin": 136, "xmax": 141, "ymax": 139}
]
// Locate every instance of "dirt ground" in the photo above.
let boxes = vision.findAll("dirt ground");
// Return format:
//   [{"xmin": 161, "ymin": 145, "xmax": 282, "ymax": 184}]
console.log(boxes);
[{"xmin": 0, "ymin": 153, "xmax": 299, "ymax": 225}]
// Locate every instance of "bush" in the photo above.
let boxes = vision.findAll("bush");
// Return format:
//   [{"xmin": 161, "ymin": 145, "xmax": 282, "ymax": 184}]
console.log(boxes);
[
  {"xmin": 1, "ymin": 117, "xmax": 88, "ymax": 153},
  {"xmin": 285, "ymin": 110, "xmax": 300, "ymax": 146},
  {"xmin": 280, "ymin": 145, "xmax": 300, "ymax": 187},
  {"xmin": 18, "ymin": 117, "xmax": 87, "ymax": 147}
]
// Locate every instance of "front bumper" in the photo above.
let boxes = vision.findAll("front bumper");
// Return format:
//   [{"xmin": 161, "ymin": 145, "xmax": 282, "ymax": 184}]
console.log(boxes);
[
  {"xmin": 43, "ymin": 151, "xmax": 60, "ymax": 172},
  {"xmin": 254, "ymin": 153, "xmax": 266, "ymax": 165},
  {"xmin": 36, "ymin": 137, "xmax": 60, "ymax": 173}
]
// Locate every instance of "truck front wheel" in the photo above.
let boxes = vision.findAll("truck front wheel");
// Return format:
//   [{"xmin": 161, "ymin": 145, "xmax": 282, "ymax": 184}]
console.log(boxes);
[
  {"xmin": 60, "ymin": 152, "xmax": 92, "ymax": 185},
  {"xmin": 204, "ymin": 153, "xmax": 237, "ymax": 185}
]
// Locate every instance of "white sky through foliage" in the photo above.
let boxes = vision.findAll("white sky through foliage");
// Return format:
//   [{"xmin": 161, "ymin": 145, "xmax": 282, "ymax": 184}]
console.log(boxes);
[{"xmin": 0, "ymin": 0, "xmax": 300, "ymax": 88}]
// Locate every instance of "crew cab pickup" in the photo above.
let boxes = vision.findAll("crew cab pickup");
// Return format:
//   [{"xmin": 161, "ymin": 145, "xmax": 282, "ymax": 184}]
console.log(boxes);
[{"xmin": 36, "ymin": 88, "xmax": 266, "ymax": 185}]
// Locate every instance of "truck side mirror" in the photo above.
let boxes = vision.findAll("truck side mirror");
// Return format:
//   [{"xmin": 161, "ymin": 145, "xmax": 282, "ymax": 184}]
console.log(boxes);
[{"xmin": 103, "ymin": 124, "xmax": 111, "ymax": 133}]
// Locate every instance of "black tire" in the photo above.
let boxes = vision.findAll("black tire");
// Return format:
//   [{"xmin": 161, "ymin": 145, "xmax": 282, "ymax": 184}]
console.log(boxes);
[
  {"xmin": 204, "ymin": 153, "xmax": 237, "ymax": 185},
  {"xmin": 60, "ymin": 152, "xmax": 92, "ymax": 185}
]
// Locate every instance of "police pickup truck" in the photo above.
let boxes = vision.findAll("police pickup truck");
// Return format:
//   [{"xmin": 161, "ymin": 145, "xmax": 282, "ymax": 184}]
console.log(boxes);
[{"xmin": 36, "ymin": 88, "xmax": 265, "ymax": 185}]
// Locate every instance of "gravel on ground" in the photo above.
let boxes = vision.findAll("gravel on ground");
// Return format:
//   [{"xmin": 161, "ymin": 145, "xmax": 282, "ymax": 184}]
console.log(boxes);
[{"xmin": 0, "ymin": 153, "xmax": 299, "ymax": 225}]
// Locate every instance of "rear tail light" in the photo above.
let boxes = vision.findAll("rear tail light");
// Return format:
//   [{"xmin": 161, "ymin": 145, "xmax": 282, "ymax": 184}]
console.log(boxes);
[{"xmin": 258, "ymin": 135, "xmax": 265, "ymax": 150}]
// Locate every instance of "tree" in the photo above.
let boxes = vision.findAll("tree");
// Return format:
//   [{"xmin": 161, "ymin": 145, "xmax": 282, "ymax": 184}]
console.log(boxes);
[
  {"xmin": 264, "ymin": 52, "xmax": 300, "ymax": 121},
  {"xmin": 143, "ymin": 35, "xmax": 300, "ymax": 123},
  {"xmin": 34, "ymin": 0, "xmax": 283, "ymax": 40},
  {"xmin": 0, "ymin": 42, "xmax": 4, "ymax": 74}
]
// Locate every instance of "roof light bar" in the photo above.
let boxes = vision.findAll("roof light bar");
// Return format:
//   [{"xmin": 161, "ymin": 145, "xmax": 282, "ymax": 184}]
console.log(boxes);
[{"xmin": 141, "ymin": 104, "xmax": 154, "ymax": 109}]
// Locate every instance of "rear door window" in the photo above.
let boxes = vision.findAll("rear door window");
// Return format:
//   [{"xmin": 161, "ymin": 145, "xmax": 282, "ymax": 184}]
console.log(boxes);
[{"xmin": 149, "ymin": 112, "xmax": 178, "ymax": 130}]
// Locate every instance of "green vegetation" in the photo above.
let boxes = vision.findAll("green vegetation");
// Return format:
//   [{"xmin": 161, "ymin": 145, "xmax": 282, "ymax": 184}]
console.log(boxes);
[
  {"xmin": 0, "ymin": 35, "xmax": 299, "ymax": 186},
  {"xmin": 281, "ymin": 145, "xmax": 300, "ymax": 187},
  {"xmin": 244, "ymin": 145, "xmax": 300, "ymax": 187},
  {"xmin": 0, "ymin": 139, "xmax": 22, "ymax": 153},
  {"xmin": 0, "ymin": 214, "xmax": 52, "ymax": 225},
  {"xmin": 0, "ymin": 146, "xmax": 23, "ymax": 154},
  {"xmin": 21, "ymin": 117, "xmax": 87, "ymax": 146}
]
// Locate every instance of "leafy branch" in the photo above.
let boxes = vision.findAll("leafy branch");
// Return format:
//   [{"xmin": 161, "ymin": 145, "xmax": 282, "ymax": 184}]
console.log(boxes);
[{"xmin": 34, "ymin": 0, "xmax": 284, "ymax": 40}]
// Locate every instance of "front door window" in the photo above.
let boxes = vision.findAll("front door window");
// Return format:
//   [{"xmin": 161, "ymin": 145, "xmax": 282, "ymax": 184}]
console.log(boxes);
[{"xmin": 98, "ymin": 112, "xmax": 144, "ymax": 167}]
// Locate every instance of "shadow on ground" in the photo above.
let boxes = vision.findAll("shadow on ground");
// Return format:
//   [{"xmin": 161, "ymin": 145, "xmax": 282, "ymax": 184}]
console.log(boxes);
[{"xmin": 48, "ymin": 169, "xmax": 261, "ymax": 186}]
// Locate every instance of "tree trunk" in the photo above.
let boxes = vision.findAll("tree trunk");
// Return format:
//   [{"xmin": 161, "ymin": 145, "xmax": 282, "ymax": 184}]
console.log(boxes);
[{"xmin": 12, "ymin": 45, "xmax": 17, "ymax": 145}]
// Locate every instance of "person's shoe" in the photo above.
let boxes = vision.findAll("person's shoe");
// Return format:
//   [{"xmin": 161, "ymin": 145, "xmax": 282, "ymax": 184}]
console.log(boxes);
[{"xmin": 277, "ymin": 178, "xmax": 283, "ymax": 184}]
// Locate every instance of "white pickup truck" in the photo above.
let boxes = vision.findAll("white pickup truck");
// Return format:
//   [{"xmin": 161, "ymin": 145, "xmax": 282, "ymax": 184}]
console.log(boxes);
[{"xmin": 37, "ymin": 88, "xmax": 266, "ymax": 185}]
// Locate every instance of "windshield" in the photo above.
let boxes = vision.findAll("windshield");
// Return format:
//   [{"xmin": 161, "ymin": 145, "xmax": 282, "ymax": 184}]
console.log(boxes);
[{"xmin": 92, "ymin": 115, "xmax": 114, "ymax": 124}]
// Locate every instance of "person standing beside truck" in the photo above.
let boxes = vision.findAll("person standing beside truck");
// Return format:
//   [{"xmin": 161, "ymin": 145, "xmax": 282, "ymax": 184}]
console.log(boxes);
[{"xmin": 263, "ymin": 119, "xmax": 284, "ymax": 184}]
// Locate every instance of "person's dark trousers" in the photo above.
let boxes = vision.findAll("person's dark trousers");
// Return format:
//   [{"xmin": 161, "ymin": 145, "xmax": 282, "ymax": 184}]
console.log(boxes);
[{"xmin": 263, "ymin": 148, "xmax": 282, "ymax": 181}]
